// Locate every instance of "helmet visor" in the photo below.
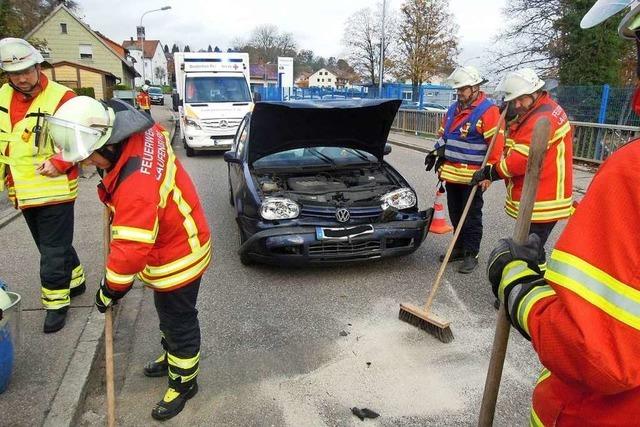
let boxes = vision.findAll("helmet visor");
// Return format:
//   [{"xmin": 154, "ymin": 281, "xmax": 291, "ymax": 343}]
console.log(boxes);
[
  {"xmin": 581, "ymin": 0, "xmax": 633, "ymax": 28},
  {"xmin": 45, "ymin": 116, "xmax": 109, "ymax": 162}
]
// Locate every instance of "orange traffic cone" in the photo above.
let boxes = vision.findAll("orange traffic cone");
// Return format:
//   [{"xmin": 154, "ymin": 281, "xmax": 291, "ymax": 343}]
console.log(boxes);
[{"xmin": 429, "ymin": 185, "xmax": 453, "ymax": 234}]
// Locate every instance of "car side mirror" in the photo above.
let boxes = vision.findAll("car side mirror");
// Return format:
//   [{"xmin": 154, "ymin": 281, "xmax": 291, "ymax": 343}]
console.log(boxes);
[
  {"xmin": 384, "ymin": 143, "xmax": 392, "ymax": 155},
  {"xmin": 223, "ymin": 151, "xmax": 241, "ymax": 164}
]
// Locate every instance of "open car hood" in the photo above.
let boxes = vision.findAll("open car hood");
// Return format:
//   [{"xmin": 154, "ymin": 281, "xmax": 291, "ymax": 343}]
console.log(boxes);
[{"xmin": 247, "ymin": 99, "xmax": 401, "ymax": 165}]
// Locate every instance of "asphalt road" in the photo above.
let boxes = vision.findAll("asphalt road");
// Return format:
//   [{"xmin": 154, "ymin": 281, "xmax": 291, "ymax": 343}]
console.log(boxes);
[{"xmin": 80, "ymin": 102, "xmax": 567, "ymax": 426}]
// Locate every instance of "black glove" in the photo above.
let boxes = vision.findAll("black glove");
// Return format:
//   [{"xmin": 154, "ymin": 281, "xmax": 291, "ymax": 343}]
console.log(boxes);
[
  {"xmin": 424, "ymin": 145, "xmax": 445, "ymax": 172},
  {"xmin": 469, "ymin": 165, "xmax": 501, "ymax": 186},
  {"xmin": 486, "ymin": 234, "xmax": 542, "ymax": 298},
  {"xmin": 94, "ymin": 277, "xmax": 127, "ymax": 313}
]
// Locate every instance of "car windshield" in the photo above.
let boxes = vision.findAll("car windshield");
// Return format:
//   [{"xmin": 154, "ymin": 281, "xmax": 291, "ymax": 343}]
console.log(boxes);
[
  {"xmin": 253, "ymin": 146, "xmax": 378, "ymax": 169},
  {"xmin": 148, "ymin": 87, "xmax": 162, "ymax": 94},
  {"xmin": 185, "ymin": 76, "xmax": 251, "ymax": 103}
]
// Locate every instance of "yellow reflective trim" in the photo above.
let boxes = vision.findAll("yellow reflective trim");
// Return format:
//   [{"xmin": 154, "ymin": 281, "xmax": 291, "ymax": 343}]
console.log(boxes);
[
  {"xmin": 439, "ymin": 164, "xmax": 476, "ymax": 184},
  {"xmin": 111, "ymin": 221, "xmax": 158, "ymax": 244},
  {"xmin": 41, "ymin": 288, "xmax": 70, "ymax": 309},
  {"xmin": 106, "ymin": 268, "xmax": 136, "ymax": 285},
  {"xmin": 141, "ymin": 249, "xmax": 211, "ymax": 289},
  {"xmin": 498, "ymin": 159, "xmax": 513, "ymax": 178},
  {"xmin": 159, "ymin": 152, "xmax": 177, "ymax": 208},
  {"xmin": 547, "ymin": 250, "xmax": 640, "ymax": 331},
  {"xmin": 142, "ymin": 239, "xmax": 211, "ymax": 278},
  {"xmin": 167, "ymin": 352, "xmax": 200, "ymax": 370},
  {"xmin": 512, "ymin": 144, "xmax": 530, "ymax": 156},
  {"xmin": 505, "ymin": 138, "xmax": 516, "ymax": 148},
  {"xmin": 499, "ymin": 260, "xmax": 531, "ymax": 301},
  {"xmin": 517, "ymin": 285, "xmax": 555, "ymax": 336},
  {"xmin": 483, "ymin": 126, "xmax": 497, "ymax": 138},
  {"xmin": 530, "ymin": 408, "xmax": 544, "ymax": 427},
  {"xmin": 556, "ymin": 141, "xmax": 565, "ymax": 200},
  {"xmin": 550, "ymin": 122, "xmax": 571, "ymax": 144},
  {"xmin": 172, "ymin": 186, "xmax": 201, "ymax": 251},
  {"xmin": 536, "ymin": 368, "xmax": 551, "ymax": 385},
  {"xmin": 71, "ymin": 264, "xmax": 84, "ymax": 279}
]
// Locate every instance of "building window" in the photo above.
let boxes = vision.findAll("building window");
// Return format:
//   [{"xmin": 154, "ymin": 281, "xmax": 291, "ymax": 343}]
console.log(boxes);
[
  {"xmin": 41, "ymin": 49, "xmax": 50, "ymax": 59},
  {"xmin": 60, "ymin": 23, "xmax": 67, "ymax": 34},
  {"xmin": 79, "ymin": 44, "xmax": 93, "ymax": 60},
  {"xmin": 328, "ymin": 78, "xmax": 331, "ymax": 82}
]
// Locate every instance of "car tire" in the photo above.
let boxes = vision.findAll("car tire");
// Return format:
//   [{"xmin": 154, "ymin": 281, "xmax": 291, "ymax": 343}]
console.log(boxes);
[
  {"xmin": 186, "ymin": 145, "xmax": 195, "ymax": 157},
  {"xmin": 237, "ymin": 226, "xmax": 253, "ymax": 266}
]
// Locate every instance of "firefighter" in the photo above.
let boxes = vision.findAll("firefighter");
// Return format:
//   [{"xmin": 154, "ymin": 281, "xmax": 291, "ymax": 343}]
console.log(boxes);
[
  {"xmin": 0, "ymin": 38, "xmax": 85, "ymax": 333},
  {"xmin": 137, "ymin": 84, "xmax": 152, "ymax": 117},
  {"xmin": 485, "ymin": 1, "xmax": 640, "ymax": 424},
  {"xmin": 46, "ymin": 96, "xmax": 212, "ymax": 420},
  {"xmin": 471, "ymin": 68, "xmax": 573, "ymax": 271},
  {"xmin": 425, "ymin": 65, "xmax": 505, "ymax": 273}
]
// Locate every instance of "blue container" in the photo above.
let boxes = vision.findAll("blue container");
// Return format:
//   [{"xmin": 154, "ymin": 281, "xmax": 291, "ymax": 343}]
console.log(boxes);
[{"xmin": 0, "ymin": 291, "xmax": 21, "ymax": 394}]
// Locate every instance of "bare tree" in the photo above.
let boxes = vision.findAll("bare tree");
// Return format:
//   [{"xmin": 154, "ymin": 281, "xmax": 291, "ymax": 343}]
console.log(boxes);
[
  {"xmin": 395, "ymin": 0, "xmax": 458, "ymax": 100},
  {"xmin": 238, "ymin": 24, "xmax": 297, "ymax": 64}
]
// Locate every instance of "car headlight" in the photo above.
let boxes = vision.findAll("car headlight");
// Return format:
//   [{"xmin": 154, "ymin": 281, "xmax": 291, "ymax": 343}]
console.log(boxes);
[
  {"xmin": 380, "ymin": 188, "xmax": 417, "ymax": 210},
  {"xmin": 260, "ymin": 198, "xmax": 300, "ymax": 220},
  {"xmin": 185, "ymin": 117, "xmax": 201, "ymax": 130}
]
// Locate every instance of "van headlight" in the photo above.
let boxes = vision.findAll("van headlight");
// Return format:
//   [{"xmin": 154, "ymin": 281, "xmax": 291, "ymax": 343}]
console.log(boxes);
[
  {"xmin": 380, "ymin": 188, "xmax": 416, "ymax": 210},
  {"xmin": 260, "ymin": 198, "xmax": 300, "ymax": 220},
  {"xmin": 185, "ymin": 117, "xmax": 201, "ymax": 130}
]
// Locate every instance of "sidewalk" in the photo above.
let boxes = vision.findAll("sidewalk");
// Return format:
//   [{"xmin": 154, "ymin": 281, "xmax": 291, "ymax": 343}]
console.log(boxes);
[
  {"xmin": 387, "ymin": 131, "xmax": 596, "ymax": 195},
  {"xmin": 0, "ymin": 105, "xmax": 175, "ymax": 427}
]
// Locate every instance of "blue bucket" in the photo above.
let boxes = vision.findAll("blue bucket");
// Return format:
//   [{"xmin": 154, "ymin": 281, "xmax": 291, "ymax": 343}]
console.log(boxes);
[{"xmin": 0, "ymin": 291, "xmax": 21, "ymax": 394}]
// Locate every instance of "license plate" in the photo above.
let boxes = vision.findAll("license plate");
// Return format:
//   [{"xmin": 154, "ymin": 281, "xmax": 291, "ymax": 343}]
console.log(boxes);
[{"xmin": 315, "ymin": 225, "xmax": 374, "ymax": 241}]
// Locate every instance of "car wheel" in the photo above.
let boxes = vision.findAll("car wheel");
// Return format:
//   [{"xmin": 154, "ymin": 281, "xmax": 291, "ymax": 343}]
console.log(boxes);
[
  {"xmin": 186, "ymin": 145, "xmax": 195, "ymax": 157},
  {"xmin": 237, "ymin": 226, "xmax": 253, "ymax": 265}
]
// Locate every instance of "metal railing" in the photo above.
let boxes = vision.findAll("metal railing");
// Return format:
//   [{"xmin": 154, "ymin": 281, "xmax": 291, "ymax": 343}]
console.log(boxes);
[{"xmin": 391, "ymin": 109, "xmax": 640, "ymax": 164}]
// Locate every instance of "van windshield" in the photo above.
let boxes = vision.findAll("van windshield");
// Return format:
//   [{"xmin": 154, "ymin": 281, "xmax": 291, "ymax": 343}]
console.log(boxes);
[{"xmin": 185, "ymin": 76, "xmax": 251, "ymax": 103}]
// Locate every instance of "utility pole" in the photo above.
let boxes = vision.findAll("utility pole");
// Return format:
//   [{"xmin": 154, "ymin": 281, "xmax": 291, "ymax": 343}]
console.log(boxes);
[{"xmin": 378, "ymin": 0, "xmax": 387, "ymax": 98}]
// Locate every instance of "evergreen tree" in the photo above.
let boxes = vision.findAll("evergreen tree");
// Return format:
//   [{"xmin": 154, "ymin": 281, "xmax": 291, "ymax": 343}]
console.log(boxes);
[
  {"xmin": 184, "ymin": 45, "xmax": 191, "ymax": 52},
  {"xmin": 207, "ymin": 44, "xmax": 213, "ymax": 52},
  {"xmin": 171, "ymin": 43, "xmax": 180, "ymax": 53}
]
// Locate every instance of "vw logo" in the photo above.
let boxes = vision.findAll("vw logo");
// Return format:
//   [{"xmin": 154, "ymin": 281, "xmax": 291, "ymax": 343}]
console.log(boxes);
[
  {"xmin": 335, "ymin": 208, "xmax": 350, "ymax": 223},
  {"xmin": 219, "ymin": 120, "xmax": 228, "ymax": 128}
]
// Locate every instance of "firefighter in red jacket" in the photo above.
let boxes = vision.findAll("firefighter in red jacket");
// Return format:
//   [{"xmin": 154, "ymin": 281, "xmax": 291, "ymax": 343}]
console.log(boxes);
[
  {"xmin": 471, "ymin": 68, "xmax": 573, "ymax": 271},
  {"xmin": 46, "ymin": 96, "xmax": 211, "ymax": 420},
  {"xmin": 425, "ymin": 65, "xmax": 505, "ymax": 273},
  {"xmin": 0, "ymin": 38, "xmax": 85, "ymax": 333},
  {"xmin": 485, "ymin": 1, "xmax": 640, "ymax": 424},
  {"xmin": 137, "ymin": 84, "xmax": 151, "ymax": 117}
]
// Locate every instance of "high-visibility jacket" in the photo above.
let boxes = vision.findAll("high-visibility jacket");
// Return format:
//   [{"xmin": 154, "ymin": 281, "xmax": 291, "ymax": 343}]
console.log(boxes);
[
  {"xmin": 98, "ymin": 124, "xmax": 211, "ymax": 293},
  {"xmin": 136, "ymin": 91, "xmax": 150, "ymax": 110},
  {"xmin": 495, "ymin": 93, "xmax": 573, "ymax": 222},
  {"xmin": 508, "ymin": 140, "xmax": 640, "ymax": 426},
  {"xmin": 435, "ymin": 92, "xmax": 505, "ymax": 184},
  {"xmin": 0, "ymin": 76, "xmax": 79, "ymax": 208}
]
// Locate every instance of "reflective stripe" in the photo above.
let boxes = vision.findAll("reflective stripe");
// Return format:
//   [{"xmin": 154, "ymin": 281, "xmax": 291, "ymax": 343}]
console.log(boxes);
[
  {"xmin": 483, "ymin": 126, "xmax": 499, "ymax": 139},
  {"xmin": 106, "ymin": 268, "xmax": 136, "ymax": 285},
  {"xmin": 498, "ymin": 158, "xmax": 513, "ymax": 178},
  {"xmin": 546, "ymin": 250, "xmax": 640, "ymax": 331},
  {"xmin": 168, "ymin": 352, "xmax": 199, "ymax": 370},
  {"xmin": 511, "ymin": 144, "xmax": 530, "ymax": 156},
  {"xmin": 556, "ymin": 141, "xmax": 565, "ymax": 200},
  {"xmin": 439, "ymin": 163, "xmax": 477, "ymax": 184},
  {"xmin": 499, "ymin": 260, "xmax": 531, "ymax": 301},
  {"xmin": 529, "ymin": 369, "xmax": 551, "ymax": 427},
  {"xmin": 141, "ymin": 239, "xmax": 211, "ymax": 278},
  {"xmin": 139, "ymin": 246, "xmax": 211, "ymax": 289},
  {"xmin": 112, "ymin": 222, "xmax": 158, "ymax": 244},
  {"xmin": 172, "ymin": 186, "xmax": 201, "ymax": 252},
  {"xmin": 550, "ymin": 122, "xmax": 571, "ymax": 144},
  {"xmin": 516, "ymin": 284, "xmax": 555, "ymax": 336},
  {"xmin": 70, "ymin": 264, "xmax": 85, "ymax": 287},
  {"xmin": 41, "ymin": 287, "xmax": 70, "ymax": 309},
  {"xmin": 505, "ymin": 197, "xmax": 573, "ymax": 221},
  {"xmin": 444, "ymin": 138, "xmax": 487, "ymax": 163},
  {"xmin": 159, "ymin": 151, "xmax": 177, "ymax": 208}
]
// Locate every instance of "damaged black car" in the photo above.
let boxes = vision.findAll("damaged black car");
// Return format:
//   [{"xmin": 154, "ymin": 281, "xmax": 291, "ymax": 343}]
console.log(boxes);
[{"xmin": 223, "ymin": 99, "xmax": 433, "ymax": 265}]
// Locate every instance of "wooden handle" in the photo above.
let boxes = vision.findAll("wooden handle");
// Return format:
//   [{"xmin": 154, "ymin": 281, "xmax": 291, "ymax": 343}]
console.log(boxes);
[
  {"xmin": 478, "ymin": 117, "xmax": 551, "ymax": 427},
  {"xmin": 423, "ymin": 106, "xmax": 509, "ymax": 312},
  {"xmin": 103, "ymin": 206, "xmax": 116, "ymax": 427}
]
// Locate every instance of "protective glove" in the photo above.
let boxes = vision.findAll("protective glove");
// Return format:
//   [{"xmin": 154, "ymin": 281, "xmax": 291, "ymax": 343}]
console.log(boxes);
[
  {"xmin": 486, "ymin": 234, "xmax": 542, "ymax": 299},
  {"xmin": 94, "ymin": 277, "xmax": 127, "ymax": 313},
  {"xmin": 469, "ymin": 165, "xmax": 501, "ymax": 186},
  {"xmin": 424, "ymin": 144, "xmax": 445, "ymax": 172}
]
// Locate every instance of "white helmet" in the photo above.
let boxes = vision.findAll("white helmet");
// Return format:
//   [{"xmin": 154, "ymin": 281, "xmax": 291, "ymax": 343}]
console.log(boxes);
[
  {"xmin": 495, "ymin": 68, "xmax": 545, "ymax": 102},
  {"xmin": 446, "ymin": 65, "xmax": 487, "ymax": 89},
  {"xmin": 46, "ymin": 96, "xmax": 114, "ymax": 162},
  {"xmin": 0, "ymin": 38, "xmax": 44, "ymax": 73},
  {"xmin": 581, "ymin": 0, "xmax": 640, "ymax": 39},
  {"xmin": 141, "ymin": 84, "xmax": 149, "ymax": 92}
]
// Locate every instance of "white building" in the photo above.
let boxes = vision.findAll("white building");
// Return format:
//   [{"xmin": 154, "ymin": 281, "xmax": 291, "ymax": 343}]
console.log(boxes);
[
  {"xmin": 123, "ymin": 38, "xmax": 168, "ymax": 86},
  {"xmin": 308, "ymin": 68, "xmax": 337, "ymax": 89}
]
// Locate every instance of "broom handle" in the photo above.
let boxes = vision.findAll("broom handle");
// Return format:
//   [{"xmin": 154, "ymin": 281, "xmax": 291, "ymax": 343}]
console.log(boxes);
[
  {"xmin": 478, "ymin": 118, "xmax": 551, "ymax": 427},
  {"xmin": 103, "ymin": 207, "xmax": 116, "ymax": 427},
  {"xmin": 423, "ymin": 106, "xmax": 509, "ymax": 312}
]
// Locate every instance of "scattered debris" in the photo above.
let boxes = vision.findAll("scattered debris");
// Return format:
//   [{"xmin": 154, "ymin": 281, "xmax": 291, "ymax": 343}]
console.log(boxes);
[
  {"xmin": 366, "ymin": 362, "xmax": 371, "ymax": 367},
  {"xmin": 339, "ymin": 330, "xmax": 349, "ymax": 337},
  {"xmin": 351, "ymin": 407, "xmax": 380, "ymax": 421}
]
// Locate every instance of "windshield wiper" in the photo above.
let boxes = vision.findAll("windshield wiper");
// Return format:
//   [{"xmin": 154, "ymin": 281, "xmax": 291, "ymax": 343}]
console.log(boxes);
[
  {"xmin": 307, "ymin": 148, "xmax": 335, "ymax": 165},
  {"xmin": 346, "ymin": 148, "xmax": 373, "ymax": 162}
]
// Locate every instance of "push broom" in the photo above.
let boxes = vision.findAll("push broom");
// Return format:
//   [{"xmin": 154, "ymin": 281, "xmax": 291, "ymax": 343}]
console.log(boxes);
[
  {"xmin": 399, "ymin": 105, "xmax": 509, "ymax": 343},
  {"xmin": 478, "ymin": 117, "xmax": 550, "ymax": 426},
  {"xmin": 103, "ymin": 207, "xmax": 116, "ymax": 427}
]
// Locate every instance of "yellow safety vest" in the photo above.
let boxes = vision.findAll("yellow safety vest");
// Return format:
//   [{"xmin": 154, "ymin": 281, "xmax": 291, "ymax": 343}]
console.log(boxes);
[{"xmin": 0, "ymin": 81, "xmax": 78, "ymax": 208}]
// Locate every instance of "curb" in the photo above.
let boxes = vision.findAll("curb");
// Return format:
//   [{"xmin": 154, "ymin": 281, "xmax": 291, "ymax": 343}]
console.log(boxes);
[
  {"xmin": 42, "ymin": 114, "xmax": 178, "ymax": 427},
  {"xmin": 0, "ymin": 205, "xmax": 20, "ymax": 230}
]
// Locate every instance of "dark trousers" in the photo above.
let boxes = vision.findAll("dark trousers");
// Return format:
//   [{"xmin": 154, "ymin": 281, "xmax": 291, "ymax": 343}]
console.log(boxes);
[
  {"xmin": 22, "ymin": 202, "xmax": 82, "ymax": 310},
  {"xmin": 154, "ymin": 278, "xmax": 201, "ymax": 391},
  {"xmin": 446, "ymin": 182, "xmax": 484, "ymax": 254},
  {"xmin": 530, "ymin": 222, "xmax": 557, "ymax": 267}
]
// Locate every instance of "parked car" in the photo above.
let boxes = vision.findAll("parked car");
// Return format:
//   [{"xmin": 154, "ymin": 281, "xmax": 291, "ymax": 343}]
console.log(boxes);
[
  {"xmin": 223, "ymin": 99, "xmax": 433, "ymax": 266},
  {"xmin": 148, "ymin": 86, "xmax": 164, "ymax": 105},
  {"xmin": 422, "ymin": 102, "xmax": 447, "ymax": 113}
]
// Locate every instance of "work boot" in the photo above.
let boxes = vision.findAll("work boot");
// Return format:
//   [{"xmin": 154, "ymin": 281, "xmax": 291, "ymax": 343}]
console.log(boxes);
[
  {"xmin": 43, "ymin": 307, "xmax": 68, "ymax": 333},
  {"xmin": 151, "ymin": 382, "xmax": 198, "ymax": 421},
  {"xmin": 439, "ymin": 247, "xmax": 465, "ymax": 263},
  {"xmin": 144, "ymin": 353, "xmax": 169, "ymax": 377},
  {"xmin": 70, "ymin": 282, "xmax": 86, "ymax": 298},
  {"xmin": 458, "ymin": 252, "xmax": 479, "ymax": 274}
]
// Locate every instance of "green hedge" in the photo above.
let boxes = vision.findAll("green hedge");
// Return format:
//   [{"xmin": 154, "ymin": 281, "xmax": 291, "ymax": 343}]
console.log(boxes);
[
  {"xmin": 74, "ymin": 87, "xmax": 96, "ymax": 98},
  {"xmin": 114, "ymin": 84, "xmax": 131, "ymax": 90},
  {"xmin": 161, "ymin": 85, "xmax": 173, "ymax": 94}
]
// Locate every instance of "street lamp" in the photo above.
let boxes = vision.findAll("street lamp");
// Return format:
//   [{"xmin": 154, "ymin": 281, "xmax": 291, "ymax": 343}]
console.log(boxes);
[
  {"xmin": 137, "ymin": 6, "xmax": 171, "ymax": 86},
  {"xmin": 378, "ymin": 0, "xmax": 387, "ymax": 98}
]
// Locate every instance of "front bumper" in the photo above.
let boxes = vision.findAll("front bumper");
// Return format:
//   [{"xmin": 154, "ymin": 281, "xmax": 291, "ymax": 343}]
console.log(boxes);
[
  {"xmin": 150, "ymin": 97, "xmax": 164, "ymax": 104},
  {"xmin": 238, "ymin": 209, "xmax": 433, "ymax": 266}
]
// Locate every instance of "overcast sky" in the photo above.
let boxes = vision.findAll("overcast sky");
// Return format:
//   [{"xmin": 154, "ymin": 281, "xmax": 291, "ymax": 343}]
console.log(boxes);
[{"xmin": 76, "ymin": 0, "xmax": 506, "ymax": 74}]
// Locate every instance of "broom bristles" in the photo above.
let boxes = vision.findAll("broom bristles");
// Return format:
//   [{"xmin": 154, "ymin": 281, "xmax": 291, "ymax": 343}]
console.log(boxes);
[{"xmin": 399, "ymin": 304, "xmax": 454, "ymax": 344}]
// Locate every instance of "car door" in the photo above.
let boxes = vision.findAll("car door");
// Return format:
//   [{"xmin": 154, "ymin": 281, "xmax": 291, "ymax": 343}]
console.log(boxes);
[{"xmin": 229, "ymin": 116, "xmax": 249, "ymax": 205}]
